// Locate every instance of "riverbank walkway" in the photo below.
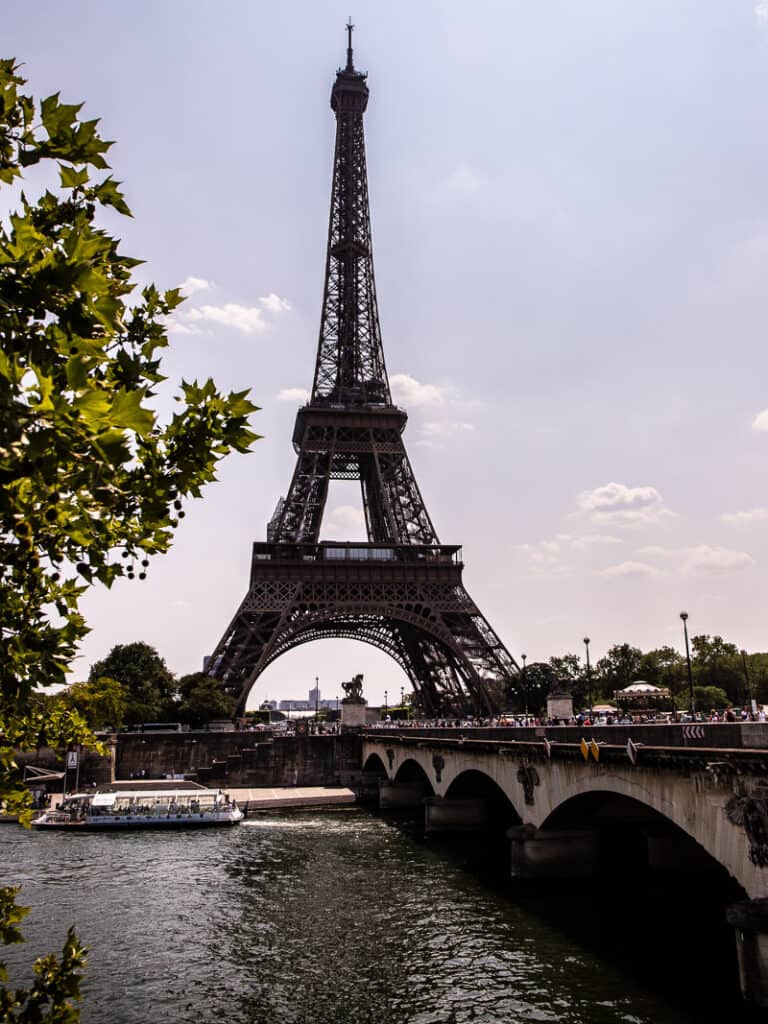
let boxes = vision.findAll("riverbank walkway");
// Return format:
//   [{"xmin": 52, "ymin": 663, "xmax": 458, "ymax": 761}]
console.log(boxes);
[{"xmin": 226, "ymin": 786, "xmax": 356, "ymax": 813}]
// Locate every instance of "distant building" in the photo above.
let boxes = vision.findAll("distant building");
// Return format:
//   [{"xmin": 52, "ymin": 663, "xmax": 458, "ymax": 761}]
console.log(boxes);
[
  {"xmin": 308, "ymin": 685, "xmax": 321, "ymax": 706},
  {"xmin": 277, "ymin": 696, "xmax": 340, "ymax": 712}
]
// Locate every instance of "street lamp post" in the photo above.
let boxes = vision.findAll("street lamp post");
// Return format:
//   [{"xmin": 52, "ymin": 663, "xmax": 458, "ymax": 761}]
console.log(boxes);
[
  {"xmin": 521, "ymin": 654, "xmax": 528, "ymax": 719},
  {"xmin": 583, "ymin": 638, "xmax": 593, "ymax": 719},
  {"xmin": 315, "ymin": 675, "xmax": 319, "ymax": 724},
  {"xmin": 741, "ymin": 649, "xmax": 753, "ymax": 715},
  {"xmin": 680, "ymin": 612, "xmax": 695, "ymax": 717},
  {"xmin": 384, "ymin": 689, "xmax": 388, "ymax": 716},
  {"xmin": 400, "ymin": 685, "xmax": 404, "ymax": 716}
]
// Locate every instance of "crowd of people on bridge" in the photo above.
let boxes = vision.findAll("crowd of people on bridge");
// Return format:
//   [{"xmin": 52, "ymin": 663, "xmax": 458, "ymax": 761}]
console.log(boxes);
[{"xmin": 370, "ymin": 706, "xmax": 766, "ymax": 730}]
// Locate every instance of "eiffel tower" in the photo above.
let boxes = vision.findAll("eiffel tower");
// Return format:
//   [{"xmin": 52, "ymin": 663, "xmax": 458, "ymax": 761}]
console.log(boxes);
[{"xmin": 209, "ymin": 25, "xmax": 520, "ymax": 716}]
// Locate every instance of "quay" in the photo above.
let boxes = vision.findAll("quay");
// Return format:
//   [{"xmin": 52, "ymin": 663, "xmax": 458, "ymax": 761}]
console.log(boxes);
[{"xmin": 227, "ymin": 785, "xmax": 356, "ymax": 814}]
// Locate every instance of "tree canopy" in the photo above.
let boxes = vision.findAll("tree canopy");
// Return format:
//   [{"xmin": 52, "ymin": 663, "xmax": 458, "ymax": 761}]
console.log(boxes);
[
  {"xmin": 0, "ymin": 58, "xmax": 258, "ymax": 1019},
  {"xmin": 88, "ymin": 642, "xmax": 175, "ymax": 724}
]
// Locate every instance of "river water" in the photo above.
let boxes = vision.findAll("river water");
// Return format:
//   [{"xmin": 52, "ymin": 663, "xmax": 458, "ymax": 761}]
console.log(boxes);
[{"xmin": 1, "ymin": 809, "xmax": 751, "ymax": 1024}]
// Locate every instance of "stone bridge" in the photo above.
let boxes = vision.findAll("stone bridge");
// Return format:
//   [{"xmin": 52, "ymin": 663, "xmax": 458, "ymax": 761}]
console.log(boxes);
[{"xmin": 361, "ymin": 724, "xmax": 768, "ymax": 1007}]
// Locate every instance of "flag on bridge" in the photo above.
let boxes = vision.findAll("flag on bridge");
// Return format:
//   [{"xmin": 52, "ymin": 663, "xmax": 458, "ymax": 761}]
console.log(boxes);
[
  {"xmin": 580, "ymin": 737, "xmax": 589, "ymax": 760},
  {"xmin": 543, "ymin": 737, "xmax": 552, "ymax": 759},
  {"xmin": 589, "ymin": 739, "xmax": 600, "ymax": 762},
  {"xmin": 626, "ymin": 738, "xmax": 639, "ymax": 765}
]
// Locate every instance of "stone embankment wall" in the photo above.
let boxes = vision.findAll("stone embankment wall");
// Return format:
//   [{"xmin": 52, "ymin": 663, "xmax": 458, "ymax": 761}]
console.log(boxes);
[
  {"xmin": 15, "ymin": 742, "xmax": 115, "ymax": 788},
  {"xmin": 116, "ymin": 732, "xmax": 364, "ymax": 788}
]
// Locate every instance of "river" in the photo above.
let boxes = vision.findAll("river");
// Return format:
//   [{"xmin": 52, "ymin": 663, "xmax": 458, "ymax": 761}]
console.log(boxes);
[{"xmin": 1, "ymin": 809, "xmax": 752, "ymax": 1023}]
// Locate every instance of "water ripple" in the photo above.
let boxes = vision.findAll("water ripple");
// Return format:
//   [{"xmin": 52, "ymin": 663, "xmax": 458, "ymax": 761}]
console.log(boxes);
[{"xmin": 1, "ymin": 812, "xmax": 713, "ymax": 1024}]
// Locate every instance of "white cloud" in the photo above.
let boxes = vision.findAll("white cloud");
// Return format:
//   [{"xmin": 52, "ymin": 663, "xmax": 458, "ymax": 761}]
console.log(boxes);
[
  {"xmin": 259, "ymin": 292, "xmax": 291, "ymax": 314},
  {"xmin": 165, "ymin": 319, "xmax": 200, "ymax": 336},
  {"xmin": 641, "ymin": 544, "xmax": 755, "ymax": 576},
  {"xmin": 752, "ymin": 408, "xmax": 768, "ymax": 431},
  {"xmin": 518, "ymin": 539, "xmax": 572, "ymax": 580},
  {"xmin": 390, "ymin": 373, "xmax": 452, "ymax": 408},
  {"xmin": 721, "ymin": 507, "xmax": 768, "ymax": 525},
  {"xmin": 577, "ymin": 482, "xmax": 675, "ymax": 528},
  {"xmin": 422, "ymin": 421, "xmax": 475, "ymax": 438},
  {"xmin": 600, "ymin": 561, "xmax": 662, "ymax": 579},
  {"xmin": 756, "ymin": 1, "xmax": 768, "ymax": 20},
  {"xmin": 276, "ymin": 387, "xmax": 310, "ymax": 403},
  {"xmin": 518, "ymin": 533, "xmax": 622, "ymax": 581},
  {"xmin": 185, "ymin": 303, "xmax": 269, "ymax": 334},
  {"xmin": 321, "ymin": 505, "xmax": 367, "ymax": 541},
  {"xmin": 179, "ymin": 276, "xmax": 211, "ymax": 296},
  {"xmin": 570, "ymin": 534, "xmax": 623, "ymax": 551}
]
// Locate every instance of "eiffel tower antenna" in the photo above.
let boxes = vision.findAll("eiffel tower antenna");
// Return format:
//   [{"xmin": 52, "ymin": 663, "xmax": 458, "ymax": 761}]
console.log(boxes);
[
  {"xmin": 346, "ymin": 17, "xmax": 355, "ymax": 71},
  {"xmin": 207, "ymin": 37, "xmax": 520, "ymax": 717}
]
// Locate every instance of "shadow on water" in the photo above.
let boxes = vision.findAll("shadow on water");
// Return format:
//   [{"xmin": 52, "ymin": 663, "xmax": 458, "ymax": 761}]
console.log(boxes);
[{"xmin": 378, "ymin": 808, "xmax": 759, "ymax": 1023}]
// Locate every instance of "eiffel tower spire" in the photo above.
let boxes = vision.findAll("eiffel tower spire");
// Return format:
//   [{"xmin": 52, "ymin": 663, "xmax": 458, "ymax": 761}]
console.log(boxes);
[
  {"xmin": 312, "ymin": 21, "xmax": 388, "ymax": 407},
  {"xmin": 208, "ymin": 29, "xmax": 520, "ymax": 717}
]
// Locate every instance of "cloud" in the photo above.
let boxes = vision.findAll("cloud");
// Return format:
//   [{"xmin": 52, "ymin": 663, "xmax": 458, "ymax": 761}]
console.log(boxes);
[
  {"xmin": 752, "ymin": 408, "xmax": 768, "ymax": 431},
  {"xmin": 517, "ymin": 539, "xmax": 572, "ymax": 580},
  {"xmin": 390, "ymin": 374, "xmax": 452, "ymax": 408},
  {"xmin": 259, "ymin": 292, "xmax": 291, "ymax": 314},
  {"xmin": 321, "ymin": 505, "xmax": 367, "ymax": 541},
  {"xmin": 721, "ymin": 507, "xmax": 768, "ymax": 525},
  {"xmin": 185, "ymin": 303, "xmax": 269, "ymax": 334},
  {"xmin": 577, "ymin": 482, "xmax": 675, "ymax": 528},
  {"xmin": 641, "ymin": 544, "xmax": 755, "ymax": 576},
  {"xmin": 518, "ymin": 533, "xmax": 622, "ymax": 580},
  {"xmin": 167, "ymin": 290, "xmax": 291, "ymax": 336},
  {"xmin": 276, "ymin": 387, "xmax": 310, "ymax": 403},
  {"xmin": 422, "ymin": 421, "xmax": 475, "ymax": 438},
  {"xmin": 569, "ymin": 534, "xmax": 624, "ymax": 551},
  {"xmin": 600, "ymin": 561, "xmax": 662, "ymax": 579},
  {"xmin": 165, "ymin": 319, "xmax": 200, "ymax": 336},
  {"xmin": 756, "ymin": 1, "xmax": 768, "ymax": 20},
  {"xmin": 179, "ymin": 276, "xmax": 211, "ymax": 296}
]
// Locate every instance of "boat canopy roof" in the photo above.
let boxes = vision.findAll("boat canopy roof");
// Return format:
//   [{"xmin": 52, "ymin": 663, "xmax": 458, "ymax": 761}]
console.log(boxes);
[{"xmin": 89, "ymin": 789, "xmax": 223, "ymax": 806}]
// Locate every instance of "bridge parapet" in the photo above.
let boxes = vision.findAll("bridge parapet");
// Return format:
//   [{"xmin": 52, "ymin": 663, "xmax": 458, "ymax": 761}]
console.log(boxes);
[{"xmin": 366, "ymin": 722, "xmax": 768, "ymax": 749}]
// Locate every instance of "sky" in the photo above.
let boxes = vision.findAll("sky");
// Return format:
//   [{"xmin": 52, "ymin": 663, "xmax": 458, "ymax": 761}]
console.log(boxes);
[{"xmin": 7, "ymin": 1, "xmax": 768, "ymax": 707}]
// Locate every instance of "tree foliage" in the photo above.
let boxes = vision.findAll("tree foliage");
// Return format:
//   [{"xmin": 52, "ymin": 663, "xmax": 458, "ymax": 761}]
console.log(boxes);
[
  {"xmin": 176, "ymin": 672, "xmax": 236, "ymax": 727},
  {"xmin": 61, "ymin": 676, "xmax": 128, "ymax": 730},
  {"xmin": 0, "ymin": 58, "xmax": 258, "ymax": 1019},
  {"xmin": 88, "ymin": 642, "xmax": 175, "ymax": 724}
]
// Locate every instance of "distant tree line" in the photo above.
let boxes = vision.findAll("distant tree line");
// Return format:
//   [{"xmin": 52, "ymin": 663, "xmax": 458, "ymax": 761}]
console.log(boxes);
[
  {"xmin": 59, "ymin": 634, "xmax": 768, "ymax": 730},
  {"xmin": 57, "ymin": 642, "xmax": 235, "ymax": 730},
  {"xmin": 535, "ymin": 636, "xmax": 768, "ymax": 712}
]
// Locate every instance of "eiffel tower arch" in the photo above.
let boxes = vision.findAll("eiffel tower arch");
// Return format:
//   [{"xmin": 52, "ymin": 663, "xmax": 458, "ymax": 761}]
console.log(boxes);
[{"xmin": 208, "ymin": 27, "xmax": 520, "ymax": 717}]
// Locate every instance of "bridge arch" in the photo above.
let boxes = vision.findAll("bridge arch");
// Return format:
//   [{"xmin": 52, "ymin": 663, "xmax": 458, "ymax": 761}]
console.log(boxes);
[
  {"xmin": 362, "ymin": 752, "xmax": 388, "ymax": 777},
  {"xmin": 393, "ymin": 758, "xmax": 435, "ymax": 793},
  {"xmin": 443, "ymin": 769, "xmax": 522, "ymax": 827},
  {"xmin": 539, "ymin": 774, "xmax": 753, "ymax": 896}
]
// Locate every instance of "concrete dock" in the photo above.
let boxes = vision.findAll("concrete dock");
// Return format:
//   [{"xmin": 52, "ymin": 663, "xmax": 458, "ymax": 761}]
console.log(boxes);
[{"xmin": 226, "ymin": 786, "xmax": 357, "ymax": 812}]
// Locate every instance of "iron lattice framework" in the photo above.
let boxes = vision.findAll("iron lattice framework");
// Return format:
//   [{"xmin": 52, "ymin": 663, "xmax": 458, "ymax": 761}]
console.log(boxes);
[{"xmin": 208, "ymin": 28, "xmax": 520, "ymax": 715}]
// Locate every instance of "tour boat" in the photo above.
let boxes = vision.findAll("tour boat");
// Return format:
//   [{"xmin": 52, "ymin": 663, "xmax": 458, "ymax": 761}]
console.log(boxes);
[{"xmin": 31, "ymin": 788, "xmax": 243, "ymax": 830}]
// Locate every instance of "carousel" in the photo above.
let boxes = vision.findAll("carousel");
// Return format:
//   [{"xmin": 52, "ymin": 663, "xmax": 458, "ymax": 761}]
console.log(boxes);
[{"xmin": 613, "ymin": 680, "xmax": 673, "ymax": 717}]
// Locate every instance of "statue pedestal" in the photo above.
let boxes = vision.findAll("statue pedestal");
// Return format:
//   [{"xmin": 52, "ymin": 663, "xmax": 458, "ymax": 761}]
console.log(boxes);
[
  {"xmin": 546, "ymin": 691, "xmax": 573, "ymax": 721},
  {"xmin": 341, "ymin": 703, "xmax": 367, "ymax": 728}
]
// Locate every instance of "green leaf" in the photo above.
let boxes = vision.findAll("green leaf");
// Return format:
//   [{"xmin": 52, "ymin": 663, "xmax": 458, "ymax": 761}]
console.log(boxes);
[
  {"xmin": 59, "ymin": 164, "xmax": 89, "ymax": 188},
  {"xmin": 93, "ymin": 176, "xmax": 131, "ymax": 217},
  {"xmin": 65, "ymin": 354, "xmax": 89, "ymax": 389},
  {"xmin": 109, "ymin": 389, "xmax": 155, "ymax": 435}
]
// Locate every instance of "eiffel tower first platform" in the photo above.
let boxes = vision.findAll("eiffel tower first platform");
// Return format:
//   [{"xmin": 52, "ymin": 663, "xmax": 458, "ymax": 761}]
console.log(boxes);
[{"xmin": 208, "ymin": 27, "xmax": 520, "ymax": 716}]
